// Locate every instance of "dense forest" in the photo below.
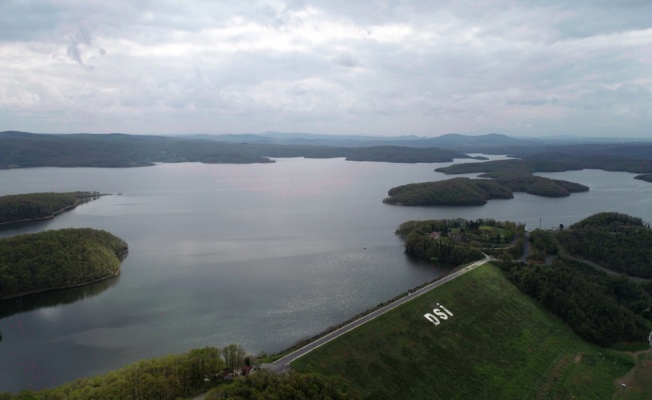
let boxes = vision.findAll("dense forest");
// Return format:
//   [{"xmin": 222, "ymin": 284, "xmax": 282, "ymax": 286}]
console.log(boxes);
[
  {"xmin": 0, "ymin": 192, "xmax": 101, "ymax": 224},
  {"xmin": 396, "ymin": 218, "xmax": 521, "ymax": 264},
  {"xmin": 498, "ymin": 259, "xmax": 652, "ymax": 347},
  {"xmin": 556, "ymin": 212, "xmax": 652, "ymax": 279},
  {"xmin": 0, "ymin": 131, "xmax": 474, "ymax": 168},
  {"xmin": 526, "ymin": 229, "xmax": 560, "ymax": 262},
  {"xmin": 0, "ymin": 228, "xmax": 128, "ymax": 299}
]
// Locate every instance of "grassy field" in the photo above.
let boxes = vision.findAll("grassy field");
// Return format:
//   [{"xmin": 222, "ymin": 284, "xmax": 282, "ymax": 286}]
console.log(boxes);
[{"xmin": 291, "ymin": 264, "xmax": 636, "ymax": 400}]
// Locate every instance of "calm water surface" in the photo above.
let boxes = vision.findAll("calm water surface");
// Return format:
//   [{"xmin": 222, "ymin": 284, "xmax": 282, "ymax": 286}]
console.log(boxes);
[{"xmin": 0, "ymin": 157, "xmax": 650, "ymax": 392}]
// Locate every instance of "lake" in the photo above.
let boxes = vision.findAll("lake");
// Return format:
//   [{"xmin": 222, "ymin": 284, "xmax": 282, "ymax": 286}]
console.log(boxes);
[{"xmin": 0, "ymin": 157, "xmax": 650, "ymax": 392}]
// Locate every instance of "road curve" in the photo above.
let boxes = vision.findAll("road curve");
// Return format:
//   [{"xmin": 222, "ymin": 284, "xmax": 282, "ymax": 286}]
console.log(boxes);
[{"xmin": 267, "ymin": 254, "xmax": 493, "ymax": 373}]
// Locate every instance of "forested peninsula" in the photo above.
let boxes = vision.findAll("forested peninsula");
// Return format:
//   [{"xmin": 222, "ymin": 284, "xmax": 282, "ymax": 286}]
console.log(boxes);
[
  {"xmin": 0, "ymin": 228, "xmax": 128, "ymax": 299},
  {"xmin": 0, "ymin": 192, "xmax": 101, "ymax": 225},
  {"xmin": 395, "ymin": 218, "xmax": 522, "ymax": 264}
]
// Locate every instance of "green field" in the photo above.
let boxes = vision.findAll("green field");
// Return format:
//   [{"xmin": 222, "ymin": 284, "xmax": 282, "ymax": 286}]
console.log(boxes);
[{"xmin": 291, "ymin": 264, "xmax": 636, "ymax": 399}]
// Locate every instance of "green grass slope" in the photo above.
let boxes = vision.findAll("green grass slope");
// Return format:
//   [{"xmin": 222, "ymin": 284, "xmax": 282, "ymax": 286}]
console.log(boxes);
[{"xmin": 291, "ymin": 264, "xmax": 634, "ymax": 400}]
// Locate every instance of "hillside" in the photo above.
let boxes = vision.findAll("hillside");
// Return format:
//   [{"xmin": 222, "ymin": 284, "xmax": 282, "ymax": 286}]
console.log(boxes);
[
  {"xmin": 0, "ymin": 131, "xmax": 274, "ymax": 167},
  {"xmin": 291, "ymin": 264, "xmax": 635, "ymax": 399},
  {"xmin": 556, "ymin": 212, "xmax": 652, "ymax": 279},
  {"xmin": 0, "ymin": 131, "xmax": 474, "ymax": 168}
]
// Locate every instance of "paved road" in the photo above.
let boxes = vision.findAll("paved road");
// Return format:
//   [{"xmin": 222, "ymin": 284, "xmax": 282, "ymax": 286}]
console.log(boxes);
[{"xmin": 266, "ymin": 254, "xmax": 492, "ymax": 373}]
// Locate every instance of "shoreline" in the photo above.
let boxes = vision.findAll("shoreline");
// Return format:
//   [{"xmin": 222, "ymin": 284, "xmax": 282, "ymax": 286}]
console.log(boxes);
[{"xmin": 0, "ymin": 194, "xmax": 109, "ymax": 227}]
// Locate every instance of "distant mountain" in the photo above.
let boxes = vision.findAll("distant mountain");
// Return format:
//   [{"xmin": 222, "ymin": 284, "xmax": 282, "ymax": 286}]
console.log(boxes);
[
  {"xmin": 180, "ymin": 132, "xmax": 536, "ymax": 151},
  {"xmin": 0, "ymin": 131, "xmax": 274, "ymax": 168},
  {"xmin": 0, "ymin": 131, "xmax": 476, "ymax": 168}
]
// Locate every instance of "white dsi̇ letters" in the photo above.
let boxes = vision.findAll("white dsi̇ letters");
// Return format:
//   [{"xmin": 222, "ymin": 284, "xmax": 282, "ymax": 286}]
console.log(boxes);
[{"xmin": 424, "ymin": 303, "xmax": 454, "ymax": 326}]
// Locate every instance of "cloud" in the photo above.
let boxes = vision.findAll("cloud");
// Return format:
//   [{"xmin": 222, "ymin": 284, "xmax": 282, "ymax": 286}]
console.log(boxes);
[{"xmin": 0, "ymin": 0, "xmax": 651, "ymax": 137}]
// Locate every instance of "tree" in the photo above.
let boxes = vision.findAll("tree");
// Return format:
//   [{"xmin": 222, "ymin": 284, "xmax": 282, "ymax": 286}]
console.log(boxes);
[{"xmin": 222, "ymin": 344, "xmax": 247, "ymax": 371}]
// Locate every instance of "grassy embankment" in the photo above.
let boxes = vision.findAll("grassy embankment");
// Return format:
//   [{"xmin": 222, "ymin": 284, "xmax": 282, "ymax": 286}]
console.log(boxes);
[{"xmin": 292, "ymin": 264, "xmax": 636, "ymax": 399}]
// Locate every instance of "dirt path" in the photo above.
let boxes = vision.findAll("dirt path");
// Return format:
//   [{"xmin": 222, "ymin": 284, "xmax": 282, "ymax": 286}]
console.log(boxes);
[{"xmin": 613, "ymin": 347, "xmax": 652, "ymax": 399}]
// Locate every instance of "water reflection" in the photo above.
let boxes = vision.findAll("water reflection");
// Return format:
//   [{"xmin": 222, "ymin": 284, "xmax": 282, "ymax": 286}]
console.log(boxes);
[{"xmin": 0, "ymin": 275, "xmax": 120, "ymax": 321}]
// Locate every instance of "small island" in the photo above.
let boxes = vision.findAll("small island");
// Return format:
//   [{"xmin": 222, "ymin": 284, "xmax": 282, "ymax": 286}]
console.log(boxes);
[
  {"xmin": 0, "ymin": 191, "xmax": 102, "ymax": 225},
  {"xmin": 0, "ymin": 228, "xmax": 128, "ymax": 300}
]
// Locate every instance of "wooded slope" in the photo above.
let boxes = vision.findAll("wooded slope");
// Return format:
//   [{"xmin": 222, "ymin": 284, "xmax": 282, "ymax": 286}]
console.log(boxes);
[{"xmin": 0, "ymin": 228, "xmax": 128, "ymax": 299}]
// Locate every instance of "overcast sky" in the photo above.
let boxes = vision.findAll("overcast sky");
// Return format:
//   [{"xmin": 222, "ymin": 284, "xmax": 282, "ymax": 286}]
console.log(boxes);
[{"xmin": 1, "ymin": 0, "xmax": 651, "ymax": 137}]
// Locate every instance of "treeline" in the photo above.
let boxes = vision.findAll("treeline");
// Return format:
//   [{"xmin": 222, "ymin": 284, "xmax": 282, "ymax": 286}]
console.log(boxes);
[
  {"xmin": 0, "ymin": 131, "xmax": 473, "ymax": 168},
  {"xmin": 498, "ymin": 259, "xmax": 652, "ymax": 347},
  {"xmin": 384, "ymin": 178, "xmax": 513, "ymax": 206},
  {"xmin": 0, "ymin": 346, "xmax": 355, "ymax": 400},
  {"xmin": 1, "ymin": 347, "xmax": 224, "ymax": 400},
  {"xmin": 396, "ymin": 219, "xmax": 520, "ymax": 264},
  {"xmin": 0, "ymin": 192, "xmax": 100, "ymax": 224},
  {"xmin": 205, "ymin": 370, "xmax": 356, "ymax": 400},
  {"xmin": 0, "ymin": 228, "xmax": 128, "ymax": 299},
  {"xmin": 556, "ymin": 212, "xmax": 652, "ymax": 279}
]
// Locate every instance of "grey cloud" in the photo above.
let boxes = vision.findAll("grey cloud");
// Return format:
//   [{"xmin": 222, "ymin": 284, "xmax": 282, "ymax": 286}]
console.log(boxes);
[
  {"xmin": 332, "ymin": 52, "xmax": 358, "ymax": 67},
  {"xmin": 2, "ymin": 0, "xmax": 652, "ymax": 137}
]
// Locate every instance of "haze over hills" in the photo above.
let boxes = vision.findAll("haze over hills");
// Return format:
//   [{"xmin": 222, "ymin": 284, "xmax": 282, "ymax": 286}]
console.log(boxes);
[
  {"xmin": 181, "ymin": 131, "xmax": 652, "ymax": 147},
  {"xmin": 3, "ymin": 131, "xmax": 652, "ymax": 174},
  {"xmin": 0, "ymin": 131, "xmax": 476, "ymax": 168}
]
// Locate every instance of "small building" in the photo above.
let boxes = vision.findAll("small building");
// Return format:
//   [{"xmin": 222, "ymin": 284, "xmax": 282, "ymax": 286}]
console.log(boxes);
[{"xmin": 241, "ymin": 365, "xmax": 253, "ymax": 376}]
